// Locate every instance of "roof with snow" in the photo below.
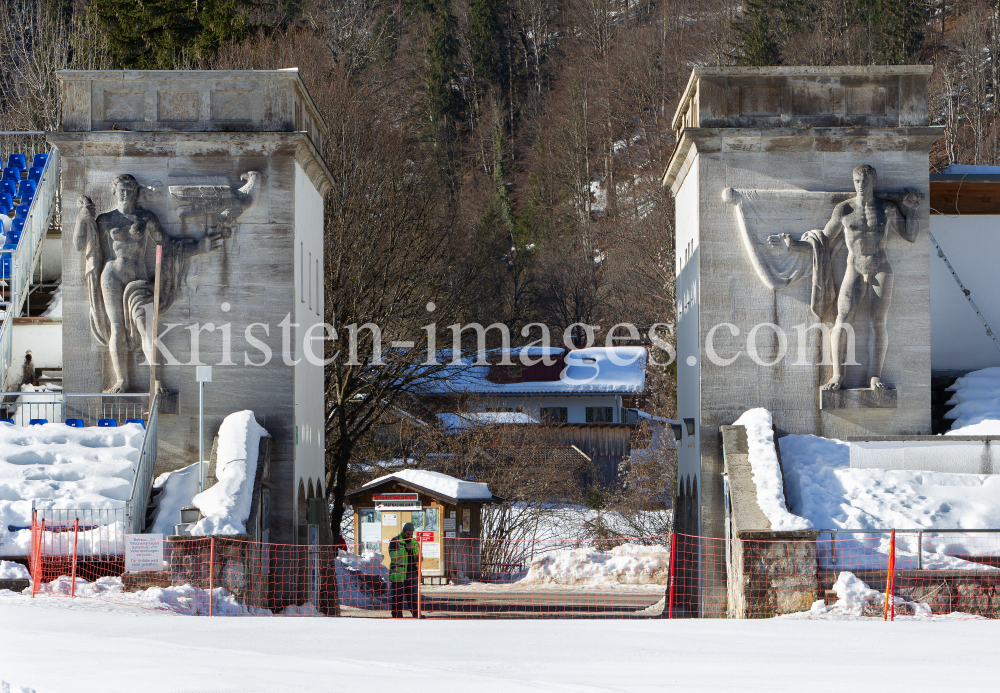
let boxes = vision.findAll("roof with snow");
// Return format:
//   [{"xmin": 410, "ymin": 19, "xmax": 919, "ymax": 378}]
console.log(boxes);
[
  {"xmin": 418, "ymin": 346, "xmax": 648, "ymax": 396},
  {"xmin": 348, "ymin": 469, "xmax": 501, "ymax": 505}
]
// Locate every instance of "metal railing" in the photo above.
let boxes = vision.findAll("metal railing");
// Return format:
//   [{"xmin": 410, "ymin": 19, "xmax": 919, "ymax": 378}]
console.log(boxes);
[
  {"xmin": 817, "ymin": 528, "xmax": 1000, "ymax": 571},
  {"xmin": 127, "ymin": 393, "xmax": 159, "ymax": 534},
  {"xmin": 1, "ymin": 391, "xmax": 150, "ymax": 425},
  {"xmin": 23, "ymin": 394, "xmax": 160, "ymax": 552},
  {"xmin": 8, "ymin": 145, "xmax": 58, "ymax": 316}
]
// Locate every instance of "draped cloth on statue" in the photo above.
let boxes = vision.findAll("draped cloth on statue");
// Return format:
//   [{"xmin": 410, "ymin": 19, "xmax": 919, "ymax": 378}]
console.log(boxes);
[
  {"xmin": 722, "ymin": 187, "xmax": 847, "ymax": 319},
  {"xmin": 78, "ymin": 213, "xmax": 193, "ymax": 352}
]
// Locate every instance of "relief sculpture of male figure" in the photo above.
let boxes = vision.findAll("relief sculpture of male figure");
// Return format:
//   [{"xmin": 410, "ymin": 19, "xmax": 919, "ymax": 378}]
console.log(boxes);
[
  {"xmin": 74, "ymin": 174, "xmax": 222, "ymax": 394},
  {"xmin": 768, "ymin": 165, "xmax": 922, "ymax": 391}
]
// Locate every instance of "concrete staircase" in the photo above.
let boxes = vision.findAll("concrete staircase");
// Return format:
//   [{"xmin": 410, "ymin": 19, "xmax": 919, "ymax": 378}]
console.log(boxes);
[{"xmin": 931, "ymin": 373, "xmax": 965, "ymax": 435}]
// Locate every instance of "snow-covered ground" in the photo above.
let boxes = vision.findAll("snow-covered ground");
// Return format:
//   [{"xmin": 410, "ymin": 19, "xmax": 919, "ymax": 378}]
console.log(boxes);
[
  {"xmin": 0, "ymin": 422, "xmax": 145, "ymax": 556},
  {"xmin": 0, "ymin": 588, "xmax": 997, "ymax": 693}
]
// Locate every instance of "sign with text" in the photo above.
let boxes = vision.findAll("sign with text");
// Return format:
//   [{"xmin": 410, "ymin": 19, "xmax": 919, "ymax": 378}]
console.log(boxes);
[
  {"xmin": 422, "ymin": 542, "xmax": 440, "ymax": 559},
  {"xmin": 125, "ymin": 534, "xmax": 163, "ymax": 572},
  {"xmin": 374, "ymin": 493, "xmax": 420, "ymax": 510},
  {"xmin": 416, "ymin": 531, "xmax": 434, "ymax": 543}
]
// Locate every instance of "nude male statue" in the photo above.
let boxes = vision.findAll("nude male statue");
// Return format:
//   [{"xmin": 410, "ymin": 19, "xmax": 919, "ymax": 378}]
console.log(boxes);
[
  {"xmin": 74, "ymin": 174, "xmax": 222, "ymax": 393},
  {"xmin": 767, "ymin": 165, "xmax": 921, "ymax": 391}
]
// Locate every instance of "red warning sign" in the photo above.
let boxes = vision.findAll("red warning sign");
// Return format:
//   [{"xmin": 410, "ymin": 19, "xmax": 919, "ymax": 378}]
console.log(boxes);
[{"xmin": 416, "ymin": 531, "xmax": 434, "ymax": 543}]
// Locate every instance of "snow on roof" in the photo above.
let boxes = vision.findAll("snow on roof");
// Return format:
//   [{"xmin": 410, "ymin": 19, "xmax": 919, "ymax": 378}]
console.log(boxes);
[
  {"xmin": 0, "ymin": 421, "xmax": 146, "ymax": 556},
  {"xmin": 362, "ymin": 469, "xmax": 494, "ymax": 501},
  {"xmin": 942, "ymin": 164, "xmax": 1000, "ymax": 176},
  {"xmin": 190, "ymin": 411, "xmax": 269, "ymax": 536},
  {"xmin": 421, "ymin": 346, "xmax": 647, "ymax": 395},
  {"xmin": 944, "ymin": 367, "xmax": 1000, "ymax": 435},
  {"xmin": 437, "ymin": 412, "xmax": 539, "ymax": 431}
]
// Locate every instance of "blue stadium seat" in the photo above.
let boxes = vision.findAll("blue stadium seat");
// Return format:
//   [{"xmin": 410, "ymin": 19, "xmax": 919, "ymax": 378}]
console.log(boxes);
[
  {"xmin": 0, "ymin": 180, "xmax": 15, "ymax": 197},
  {"xmin": 16, "ymin": 180, "xmax": 35, "ymax": 198},
  {"xmin": 6, "ymin": 155, "xmax": 26, "ymax": 172},
  {"xmin": 14, "ymin": 205, "xmax": 29, "ymax": 219},
  {"xmin": 27, "ymin": 167, "xmax": 42, "ymax": 183},
  {"xmin": 125, "ymin": 418, "xmax": 146, "ymax": 428},
  {"xmin": 0, "ymin": 419, "xmax": 12, "ymax": 425},
  {"xmin": 97, "ymin": 419, "xmax": 117, "ymax": 427},
  {"xmin": 0, "ymin": 258, "xmax": 10, "ymax": 279},
  {"xmin": 64, "ymin": 419, "xmax": 84, "ymax": 428},
  {"xmin": 2, "ymin": 168, "xmax": 19, "ymax": 182},
  {"xmin": 31, "ymin": 153, "xmax": 47, "ymax": 168},
  {"xmin": 11, "ymin": 217, "xmax": 25, "ymax": 239},
  {"xmin": 18, "ymin": 195, "xmax": 32, "ymax": 210},
  {"xmin": 28, "ymin": 418, "xmax": 47, "ymax": 426},
  {"xmin": 0, "ymin": 194, "xmax": 12, "ymax": 210}
]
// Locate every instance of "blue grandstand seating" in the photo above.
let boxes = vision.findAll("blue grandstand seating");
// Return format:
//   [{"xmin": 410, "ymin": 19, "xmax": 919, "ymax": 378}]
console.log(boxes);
[
  {"xmin": 0, "ymin": 180, "xmax": 15, "ymax": 197},
  {"xmin": 28, "ymin": 419, "xmax": 47, "ymax": 426},
  {"xmin": 27, "ymin": 167, "xmax": 42, "ymax": 183},
  {"xmin": 6, "ymin": 154, "xmax": 26, "ymax": 171},
  {"xmin": 0, "ymin": 193, "xmax": 12, "ymax": 210},
  {"xmin": 97, "ymin": 419, "xmax": 117, "ymax": 427},
  {"xmin": 16, "ymin": 180, "xmax": 35, "ymax": 198},
  {"xmin": 31, "ymin": 153, "xmax": 46, "ymax": 168},
  {"xmin": 64, "ymin": 419, "xmax": 85, "ymax": 428},
  {"xmin": 125, "ymin": 418, "xmax": 146, "ymax": 428},
  {"xmin": 14, "ymin": 205, "xmax": 29, "ymax": 219},
  {"xmin": 2, "ymin": 168, "xmax": 19, "ymax": 182},
  {"xmin": 0, "ymin": 419, "xmax": 12, "ymax": 425},
  {"xmin": 1, "ymin": 257, "xmax": 10, "ymax": 279},
  {"xmin": 19, "ymin": 195, "xmax": 32, "ymax": 209},
  {"xmin": 11, "ymin": 217, "xmax": 25, "ymax": 238}
]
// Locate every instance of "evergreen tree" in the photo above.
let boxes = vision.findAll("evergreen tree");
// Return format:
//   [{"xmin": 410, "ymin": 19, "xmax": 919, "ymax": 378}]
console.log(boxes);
[
  {"xmin": 88, "ymin": 0, "xmax": 253, "ymax": 69},
  {"xmin": 469, "ymin": 0, "xmax": 508, "ymax": 86},
  {"xmin": 425, "ymin": 0, "xmax": 462, "ymax": 125},
  {"xmin": 876, "ymin": 0, "xmax": 925, "ymax": 64},
  {"xmin": 733, "ymin": 0, "xmax": 781, "ymax": 66}
]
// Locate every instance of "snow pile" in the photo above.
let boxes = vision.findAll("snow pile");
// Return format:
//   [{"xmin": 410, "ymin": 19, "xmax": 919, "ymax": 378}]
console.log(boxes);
[
  {"xmin": 944, "ymin": 367, "xmax": 1000, "ymax": 434},
  {"xmin": 732, "ymin": 409, "xmax": 811, "ymax": 530},
  {"xmin": 0, "ymin": 681, "xmax": 36, "ymax": 693},
  {"xmin": 190, "ymin": 411, "xmax": 268, "ymax": 536},
  {"xmin": 335, "ymin": 550, "xmax": 388, "ymax": 609},
  {"xmin": 521, "ymin": 543, "xmax": 670, "ymax": 586},
  {"xmin": 364, "ymin": 469, "xmax": 493, "ymax": 501},
  {"xmin": 0, "ymin": 561, "xmax": 29, "ymax": 581},
  {"xmin": 0, "ymin": 422, "xmax": 145, "ymax": 556},
  {"xmin": 149, "ymin": 462, "xmax": 201, "ymax": 535},
  {"xmin": 796, "ymin": 572, "xmax": 931, "ymax": 619}
]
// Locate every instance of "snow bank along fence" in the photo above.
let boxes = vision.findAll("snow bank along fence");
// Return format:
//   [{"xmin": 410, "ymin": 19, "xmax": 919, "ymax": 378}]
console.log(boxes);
[
  {"xmin": 0, "ymin": 391, "xmax": 150, "ymax": 428},
  {"xmin": 23, "ymin": 528, "xmax": 1000, "ymax": 618}
]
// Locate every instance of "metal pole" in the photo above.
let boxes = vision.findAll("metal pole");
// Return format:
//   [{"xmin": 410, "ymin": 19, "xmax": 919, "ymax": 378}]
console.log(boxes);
[
  {"xmin": 70, "ymin": 519, "xmax": 79, "ymax": 598},
  {"xmin": 918, "ymin": 530, "xmax": 923, "ymax": 570}
]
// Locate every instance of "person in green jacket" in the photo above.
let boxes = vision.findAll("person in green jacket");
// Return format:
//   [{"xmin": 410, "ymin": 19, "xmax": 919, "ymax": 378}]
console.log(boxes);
[{"xmin": 388, "ymin": 522, "xmax": 420, "ymax": 618}]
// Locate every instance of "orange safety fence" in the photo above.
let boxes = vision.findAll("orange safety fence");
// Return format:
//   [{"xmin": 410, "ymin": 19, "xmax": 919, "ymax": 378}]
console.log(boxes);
[{"xmin": 24, "ymin": 518, "xmax": 1000, "ymax": 619}]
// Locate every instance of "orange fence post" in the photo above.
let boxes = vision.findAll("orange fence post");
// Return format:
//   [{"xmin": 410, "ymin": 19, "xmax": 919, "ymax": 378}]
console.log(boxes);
[
  {"xmin": 70, "ymin": 519, "xmax": 80, "ymax": 598},
  {"xmin": 884, "ymin": 529, "xmax": 896, "ymax": 621},
  {"xmin": 29, "ymin": 510, "xmax": 38, "ymax": 598},
  {"xmin": 418, "ymin": 536, "xmax": 423, "ymax": 619},
  {"xmin": 209, "ymin": 537, "xmax": 215, "ymax": 617},
  {"xmin": 890, "ymin": 530, "xmax": 896, "ymax": 622},
  {"xmin": 668, "ymin": 533, "xmax": 677, "ymax": 619}
]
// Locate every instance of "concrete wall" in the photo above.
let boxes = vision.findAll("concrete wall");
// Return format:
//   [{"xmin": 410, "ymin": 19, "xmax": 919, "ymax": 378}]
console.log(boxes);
[
  {"xmin": 470, "ymin": 394, "xmax": 624, "ymax": 423},
  {"xmin": 850, "ymin": 437, "xmax": 1000, "ymax": 474},
  {"xmin": 293, "ymin": 161, "xmax": 326, "ymax": 523},
  {"xmin": 674, "ymin": 158, "xmax": 701, "ymax": 533},
  {"xmin": 929, "ymin": 215, "xmax": 1000, "ymax": 371},
  {"xmin": 12, "ymin": 322, "xmax": 62, "ymax": 369}
]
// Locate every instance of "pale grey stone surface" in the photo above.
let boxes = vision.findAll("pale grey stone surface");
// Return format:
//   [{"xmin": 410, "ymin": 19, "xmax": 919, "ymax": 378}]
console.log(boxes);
[
  {"xmin": 664, "ymin": 68, "xmax": 941, "ymax": 559},
  {"xmin": 51, "ymin": 70, "xmax": 333, "ymax": 545}
]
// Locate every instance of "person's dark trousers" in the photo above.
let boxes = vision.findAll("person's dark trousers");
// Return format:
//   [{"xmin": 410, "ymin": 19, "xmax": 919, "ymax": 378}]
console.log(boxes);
[{"xmin": 390, "ymin": 577, "xmax": 420, "ymax": 618}]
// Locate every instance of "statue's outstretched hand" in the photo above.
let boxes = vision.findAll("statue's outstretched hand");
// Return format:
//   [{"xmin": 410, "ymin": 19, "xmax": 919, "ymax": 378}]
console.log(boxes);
[
  {"xmin": 902, "ymin": 189, "xmax": 922, "ymax": 209},
  {"xmin": 767, "ymin": 233, "xmax": 792, "ymax": 250}
]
